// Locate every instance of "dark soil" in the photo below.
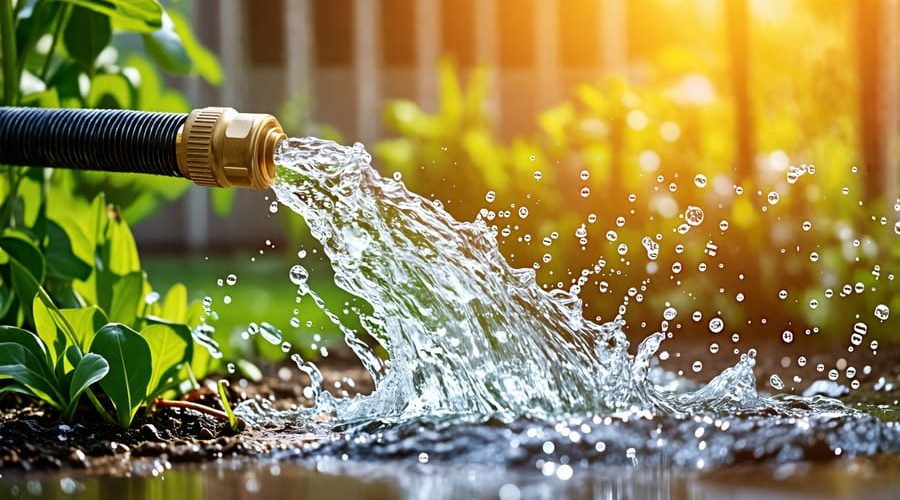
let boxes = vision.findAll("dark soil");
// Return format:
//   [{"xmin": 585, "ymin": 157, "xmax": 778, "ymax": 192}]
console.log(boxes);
[{"xmin": 0, "ymin": 342, "xmax": 896, "ymax": 476}]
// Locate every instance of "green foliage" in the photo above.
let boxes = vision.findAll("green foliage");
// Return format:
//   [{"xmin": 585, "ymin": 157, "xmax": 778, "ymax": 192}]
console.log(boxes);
[
  {"xmin": 0, "ymin": 325, "xmax": 110, "ymax": 422},
  {"xmin": 90, "ymin": 323, "xmax": 151, "ymax": 428},
  {"xmin": 376, "ymin": 57, "xmax": 898, "ymax": 346},
  {"xmin": 2, "ymin": 0, "xmax": 222, "ymax": 224}
]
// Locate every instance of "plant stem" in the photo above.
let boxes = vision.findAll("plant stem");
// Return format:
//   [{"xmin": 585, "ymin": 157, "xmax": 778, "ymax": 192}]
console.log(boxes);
[
  {"xmin": 154, "ymin": 398, "xmax": 245, "ymax": 429},
  {"xmin": 85, "ymin": 388, "xmax": 116, "ymax": 425},
  {"xmin": 0, "ymin": 0, "xmax": 18, "ymax": 105},
  {"xmin": 39, "ymin": 3, "xmax": 68, "ymax": 82}
]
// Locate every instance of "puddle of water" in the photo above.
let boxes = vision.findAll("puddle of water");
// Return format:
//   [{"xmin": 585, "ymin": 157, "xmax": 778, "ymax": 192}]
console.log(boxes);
[{"xmin": 3, "ymin": 456, "xmax": 899, "ymax": 500}]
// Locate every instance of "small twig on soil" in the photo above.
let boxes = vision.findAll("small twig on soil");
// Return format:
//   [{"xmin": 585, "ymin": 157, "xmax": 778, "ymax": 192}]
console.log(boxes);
[{"xmin": 154, "ymin": 398, "xmax": 246, "ymax": 430}]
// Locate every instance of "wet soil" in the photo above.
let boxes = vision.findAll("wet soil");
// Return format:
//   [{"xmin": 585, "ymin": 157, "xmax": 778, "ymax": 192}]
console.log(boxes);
[{"xmin": 0, "ymin": 342, "xmax": 896, "ymax": 476}]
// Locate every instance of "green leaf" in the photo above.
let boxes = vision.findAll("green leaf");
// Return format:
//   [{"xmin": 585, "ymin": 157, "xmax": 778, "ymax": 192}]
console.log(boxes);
[
  {"xmin": 63, "ymin": 6, "xmax": 111, "ymax": 72},
  {"xmin": 160, "ymin": 283, "xmax": 187, "ymax": 323},
  {"xmin": 87, "ymin": 73, "xmax": 133, "ymax": 109},
  {"xmin": 217, "ymin": 379, "xmax": 238, "ymax": 431},
  {"xmin": 142, "ymin": 13, "xmax": 191, "ymax": 74},
  {"xmin": 169, "ymin": 10, "xmax": 222, "ymax": 85},
  {"xmin": 0, "ymin": 233, "xmax": 46, "ymax": 324},
  {"xmin": 60, "ymin": 305, "xmax": 106, "ymax": 349},
  {"xmin": 32, "ymin": 295, "xmax": 63, "ymax": 364},
  {"xmin": 45, "ymin": 221, "xmax": 91, "ymax": 281},
  {"xmin": 55, "ymin": 0, "xmax": 163, "ymax": 33},
  {"xmin": 105, "ymin": 210, "xmax": 140, "ymax": 275},
  {"xmin": 108, "ymin": 271, "xmax": 143, "ymax": 326},
  {"xmin": 63, "ymin": 346, "xmax": 108, "ymax": 420},
  {"xmin": 141, "ymin": 323, "xmax": 188, "ymax": 399},
  {"xmin": 89, "ymin": 323, "xmax": 151, "ymax": 428},
  {"xmin": 0, "ymin": 327, "xmax": 63, "ymax": 408}
]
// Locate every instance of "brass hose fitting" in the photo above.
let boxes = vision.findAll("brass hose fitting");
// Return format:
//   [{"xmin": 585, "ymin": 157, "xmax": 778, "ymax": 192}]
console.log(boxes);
[{"xmin": 176, "ymin": 107, "xmax": 286, "ymax": 189}]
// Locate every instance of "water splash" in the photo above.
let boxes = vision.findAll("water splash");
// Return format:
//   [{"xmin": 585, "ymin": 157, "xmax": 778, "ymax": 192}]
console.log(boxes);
[{"xmin": 236, "ymin": 137, "xmax": 897, "ymax": 465}]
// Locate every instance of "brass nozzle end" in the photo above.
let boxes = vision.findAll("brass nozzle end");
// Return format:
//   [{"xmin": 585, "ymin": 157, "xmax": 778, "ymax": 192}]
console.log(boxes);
[{"xmin": 176, "ymin": 107, "xmax": 286, "ymax": 189}]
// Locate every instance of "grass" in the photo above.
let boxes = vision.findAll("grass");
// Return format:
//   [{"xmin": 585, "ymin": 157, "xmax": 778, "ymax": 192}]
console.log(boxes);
[{"xmin": 142, "ymin": 251, "xmax": 358, "ymax": 362}]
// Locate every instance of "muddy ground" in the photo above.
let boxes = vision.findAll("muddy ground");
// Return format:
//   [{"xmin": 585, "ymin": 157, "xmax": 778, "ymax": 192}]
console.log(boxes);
[{"xmin": 0, "ymin": 341, "xmax": 896, "ymax": 476}]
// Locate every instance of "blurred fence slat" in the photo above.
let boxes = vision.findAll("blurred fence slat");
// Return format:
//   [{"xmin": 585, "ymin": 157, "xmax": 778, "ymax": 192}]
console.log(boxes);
[
  {"xmin": 354, "ymin": 0, "xmax": 382, "ymax": 143},
  {"xmin": 286, "ymin": 0, "xmax": 314, "ymax": 128},
  {"xmin": 416, "ymin": 0, "xmax": 440, "ymax": 111},
  {"xmin": 600, "ymin": 0, "xmax": 627, "ymax": 72},
  {"xmin": 535, "ymin": 0, "xmax": 560, "ymax": 109},
  {"xmin": 474, "ymin": 0, "xmax": 501, "ymax": 125}
]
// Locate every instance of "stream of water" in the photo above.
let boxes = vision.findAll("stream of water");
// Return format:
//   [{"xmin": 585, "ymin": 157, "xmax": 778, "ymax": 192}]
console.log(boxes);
[{"xmin": 233, "ymin": 137, "xmax": 897, "ymax": 470}]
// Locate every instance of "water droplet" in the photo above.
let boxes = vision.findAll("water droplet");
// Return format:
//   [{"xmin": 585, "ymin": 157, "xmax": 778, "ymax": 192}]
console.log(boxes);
[
  {"xmin": 226, "ymin": 363, "xmax": 235, "ymax": 374},
  {"xmin": 281, "ymin": 341, "xmax": 292, "ymax": 353},
  {"xmin": 709, "ymin": 343, "xmax": 719, "ymax": 354},
  {"xmin": 606, "ymin": 230, "xmax": 618, "ymax": 242},
  {"xmin": 223, "ymin": 295, "xmax": 232, "ymax": 305},
  {"xmin": 289, "ymin": 265, "xmax": 309, "ymax": 286},
  {"xmin": 809, "ymin": 252, "xmax": 819, "ymax": 262},
  {"xmin": 269, "ymin": 201, "xmax": 279, "ymax": 213},
  {"xmin": 691, "ymin": 360, "xmax": 703, "ymax": 373},
  {"xmin": 767, "ymin": 191, "xmax": 780, "ymax": 205},
  {"xmin": 684, "ymin": 206, "xmax": 704, "ymax": 226},
  {"xmin": 874, "ymin": 304, "xmax": 890, "ymax": 321},
  {"xmin": 769, "ymin": 374, "xmax": 784, "ymax": 390},
  {"xmin": 693, "ymin": 174, "xmax": 708, "ymax": 188},
  {"xmin": 617, "ymin": 243, "xmax": 628, "ymax": 255},
  {"xmin": 802, "ymin": 220, "xmax": 812, "ymax": 231},
  {"xmin": 518, "ymin": 207, "xmax": 529, "ymax": 218},
  {"xmin": 782, "ymin": 330, "xmax": 794, "ymax": 343},
  {"xmin": 485, "ymin": 191, "xmax": 496, "ymax": 203},
  {"xmin": 418, "ymin": 452, "xmax": 429, "ymax": 463},
  {"xmin": 778, "ymin": 290, "xmax": 788, "ymax": 300},
  {"xmin": 259, "ymin": 322, "xmax": 283, "ymax": 345},
  {"xmin": 580, "ymin": 187, "xmax": 591, "ymax": 198},
  {"xmin": 579, "ymin": 170, "xmax": 589, "ymax": 181},
  {"xmin": 533, "ymin": 170, "xmax": 543, "ymax": 180},
  {"xmin": 718, "ymin": 220, "xmax": 729, "ymax": 231},
  {"xmin": 708, "ymin": 317, "xmax": 724, "ymax": 333},
  {"xmin": 392, "ymin": 171, "xmax": 402, "ymax": 181},
  {"xmin": 663, "ymin": 307, "xmax": 677, "ymax": 320},
  {"xmin": 226, "ymin": 274, "xmax": 238, "ymax": 286}
]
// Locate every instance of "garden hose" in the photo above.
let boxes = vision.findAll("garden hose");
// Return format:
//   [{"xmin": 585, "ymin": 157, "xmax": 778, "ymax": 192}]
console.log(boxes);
[{"xmin": 0, "ymin": 107, "xmax": 286, "ymax": 189}]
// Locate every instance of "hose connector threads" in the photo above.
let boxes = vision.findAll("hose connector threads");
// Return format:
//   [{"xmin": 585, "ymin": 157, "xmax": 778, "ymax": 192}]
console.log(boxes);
[{"xmin": 177, "ymin": 107, "xmax": 285, "ymax": 189}]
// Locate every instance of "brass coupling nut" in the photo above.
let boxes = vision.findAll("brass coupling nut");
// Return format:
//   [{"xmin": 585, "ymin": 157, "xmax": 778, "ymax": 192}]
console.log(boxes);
[{"xmin": 176, "ymin": 107, "xmax": 286, "ymax": 189}]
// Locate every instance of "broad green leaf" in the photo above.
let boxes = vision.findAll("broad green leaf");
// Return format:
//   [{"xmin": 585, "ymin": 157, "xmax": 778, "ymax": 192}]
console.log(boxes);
[
  {"xmin": 63, "ymin": 6, "xmax": 111, "ymax": 72},
  {"xmin": 55, "ymin": 0, "xmax": 163, "ymax": 33},
  {"xmin": 108, "ymin": 271, "xmax": 143, "ymax": 326},
  {"xmin": 142, "ymin": 13, "xmax": 191, "ymax": 74},
  {"xmin": 141, "ymin": 323, "xmax": 188, "ymax": 399},
  {"xmin": 18, "ymin": 89, "xmax": 61, "ymax": 108},
  {"xmin": 0, "ymin": 325, "xmax": 51, "ymax": 368},
  {"xmin": 160, "ymin": 283, "xmax": 187, "ymax": 323},
  {"xmin": 63, "ymin": 347, "xmax": 108, "ymax": 420},
  {"xmin": 90, "ymin": 323, "xmax": 152, "ymax": 428},
  {"xmin": 0, "ymin": 339, "xmax": 63, "ymax": 408},
  {"xmin": 87, "ymin": 73, "xmax": 133, "ymax": 109},
  {"xmin": 0, "ymin": 233, "xmax": 46, "ymax": 324},
  {"xmin": 60, "ymin": 306, "xmax": 106, "ymax": 349},
  {"xmin": 169, "ymin": 10, "xmax": 222, "ymax": 85},
  {"xmin": 45, "ymin": 221, "xmax": 92, "ymax": 281},
  {"xmin": 0, "ymin": 277, "xmax": 14, "ymax": 319},
  {"xmin": 32, "ymin": 295, "xmax": 64, "ymax": 364},
  {"xmin": 105, "ymin": 210, "xmax": 140, "ymax": 275}
]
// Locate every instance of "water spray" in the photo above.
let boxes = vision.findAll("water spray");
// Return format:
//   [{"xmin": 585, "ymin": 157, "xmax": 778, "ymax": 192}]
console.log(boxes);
[{"xmin": 0, "ymin": 107, "xmax": 286, "ymax": 189}]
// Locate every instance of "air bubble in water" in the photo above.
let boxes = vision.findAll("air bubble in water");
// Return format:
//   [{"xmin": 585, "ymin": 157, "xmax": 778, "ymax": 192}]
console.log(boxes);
[
  {"xmin": 693, "ymin": 174, "xmax": 708, "ymax": 188},
  {"xmin": 769, "ymin": 374, "xmax": 784, "ymax": 390},
  {"xmin": 684, "ymin": 206, "xmax": 704, "ymax": 226},
  {"xmin": 874, "ymin": 304, "xmax": 890, "ymax": 321}
]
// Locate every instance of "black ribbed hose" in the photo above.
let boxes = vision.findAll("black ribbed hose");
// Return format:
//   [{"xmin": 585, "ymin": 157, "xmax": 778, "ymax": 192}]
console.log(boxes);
[{"xmin": 0, "ymin": 107, "xmax": 188, "ymax": 177}]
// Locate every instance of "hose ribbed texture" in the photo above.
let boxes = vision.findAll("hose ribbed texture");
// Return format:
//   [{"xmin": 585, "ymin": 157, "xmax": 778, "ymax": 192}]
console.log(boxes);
[{"xmin": 0, "ymin": 107, "xmax": 188, "ymax": 177}]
